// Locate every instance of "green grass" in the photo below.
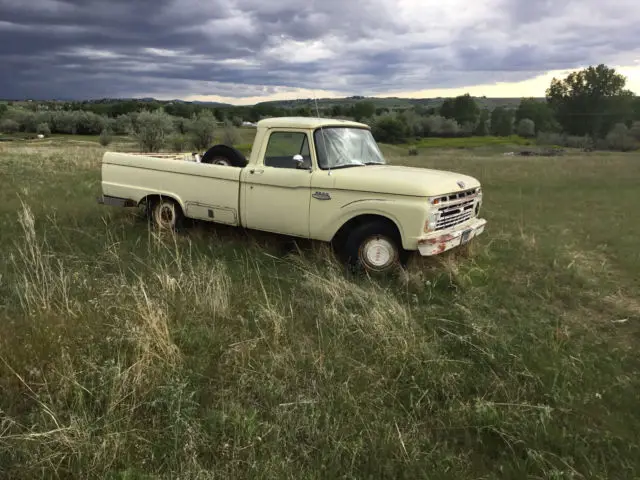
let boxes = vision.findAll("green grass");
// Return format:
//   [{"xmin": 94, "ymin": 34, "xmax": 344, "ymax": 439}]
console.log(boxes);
[
  {"xmin": 1, "ymin": 141, "xmax": 640, "ymax": 479},
  {"xmin": 408, "ymin": 135, "xmax": 533, "ymax": 149}
]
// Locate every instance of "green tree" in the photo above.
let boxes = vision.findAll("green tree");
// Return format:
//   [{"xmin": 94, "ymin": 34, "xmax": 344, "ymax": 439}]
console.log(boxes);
[
  {"xmin": 439, "ymin": 98, "xmax": 455, "ymax": 119},
  {"xmin": 133, "ymin": 110, "xmax": 174, "ymax": 152},
  {"xmin": 474, "ymin": 109, "xmax": 490, "ymax": 136},
  {"xmin": 168, "ymin": 133, "xmax": 188, "ymax": 152},
  {"xmin": 36, "ymin": 122, "xmax": 51, "ymax": 136},
  {"xmin": 0, "ymin": 118, "xmax": 19, "ymax": 133},
  {"xmin": 440, "ymin": 118, "xmax": 460, "ymax": 137},
  {"xmin": 516, "ymin": 98, "xmax": 557, "ymax": 133},
  {"xmin": 422, "ymin": 115, "xmax": 445, "ymax": 137},
  {"xmin": 517, "ymin": 118, "xmax": 536, "ymax": 138},
  {"xmin": 546, "ymin": 64, "xmax": 636, "ymax": 138},
  {"xmin": 51, "ymin": 111, "xmax": 79, "ymax": 134},
  {"xmin": 490, "ymin": 107, "xmax": 514, "ymax": 136},
  {"xmin": 0, "ymin": 104, "xmax": 7, "ymax": 117},
  {"xmin": 440, "ymin": 94, "xmax": 480, "ymax": 127},
  {"xmin": 371, "ymin": 116, "xmax": 407, "ymax": 144},
  {"xmin": 188, "ymin": 110, "xmax": 217, "ymax": 150},
  {"xmin": 352, "ymin": 101, "xmax": 376, "ymax": 121},
  {"xmin": 114, "ymin": 114, "xmax": 133, "ymax": 135},
  {"xmin": 222, "ymin": 121, "xmax": 240, "ymax": 146}
]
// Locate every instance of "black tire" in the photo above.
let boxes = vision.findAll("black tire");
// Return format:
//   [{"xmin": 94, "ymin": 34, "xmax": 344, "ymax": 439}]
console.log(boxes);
[
  {"xmin": 342, "ymin": 221, "xmax": 408, "ymax": 274},
  {"xmin": 200, "ymin": 144, "xmax": 248, "ymax": 167},
  {"xmin": 148, "ymin": 197, "xmax": 184, "ymax": 231}
]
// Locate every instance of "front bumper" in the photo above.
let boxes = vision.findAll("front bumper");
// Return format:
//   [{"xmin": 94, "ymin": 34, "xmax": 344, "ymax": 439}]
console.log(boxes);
[{"xmin": 417, "ymin": 218, "xmax": 487, "ymax": 256}]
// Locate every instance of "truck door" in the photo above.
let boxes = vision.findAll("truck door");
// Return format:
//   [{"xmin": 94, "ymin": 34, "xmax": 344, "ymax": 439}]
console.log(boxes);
[{"xmin": 241, "ymin": 130, "xmax": 312, "ymax": 238}]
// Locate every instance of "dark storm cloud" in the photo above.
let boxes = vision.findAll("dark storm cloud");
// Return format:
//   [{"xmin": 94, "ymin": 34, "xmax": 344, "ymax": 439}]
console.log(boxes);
[{"xmin": 1, "ymin": 0, "xmax": 639, "ymax": 100}]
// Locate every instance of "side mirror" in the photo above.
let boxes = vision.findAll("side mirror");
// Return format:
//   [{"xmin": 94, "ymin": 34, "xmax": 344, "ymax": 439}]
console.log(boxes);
[{"xmin": 293, "ymin": 154, "xmax": 309, "ymax": 169}]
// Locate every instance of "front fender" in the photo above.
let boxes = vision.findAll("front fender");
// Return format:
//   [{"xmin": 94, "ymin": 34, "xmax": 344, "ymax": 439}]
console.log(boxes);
[{"xmin": 315, "ymin": 197, "xmax": 429, "ymax": 251}]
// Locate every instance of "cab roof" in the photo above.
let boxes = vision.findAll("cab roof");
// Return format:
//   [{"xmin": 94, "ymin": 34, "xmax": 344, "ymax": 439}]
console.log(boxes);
[{"xmin": 256, "ymin": 116, "xmax": 370, "ymax": 130}]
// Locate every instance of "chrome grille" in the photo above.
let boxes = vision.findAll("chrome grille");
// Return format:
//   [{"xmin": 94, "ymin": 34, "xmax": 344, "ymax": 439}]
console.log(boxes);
[
  {"xmin": 433, "ymin": 188, "xmax": 478, "ymax": 204},
  {"xmin": 435, "ymin": 193, "xmax": 478, "ymax": 231}
]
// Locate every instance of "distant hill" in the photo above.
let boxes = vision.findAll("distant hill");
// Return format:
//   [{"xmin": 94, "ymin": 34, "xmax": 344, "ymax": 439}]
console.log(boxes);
[
  {"xmin": 253, "ymin": 96, "xmax": 544, "ymax": 111},
  {"xmin": 1, "ymin": 96, "xmax": 542, "ymax": 111}
]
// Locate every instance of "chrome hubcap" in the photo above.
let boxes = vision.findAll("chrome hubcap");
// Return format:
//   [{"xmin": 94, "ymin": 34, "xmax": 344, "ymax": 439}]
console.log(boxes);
[
  {"xmin": 156, "ymin": 203, "xmax": 175, "ymax": 228},
  {"xmin": 360, "ymin": 236, "xmax": 397, "ymax": 270}
]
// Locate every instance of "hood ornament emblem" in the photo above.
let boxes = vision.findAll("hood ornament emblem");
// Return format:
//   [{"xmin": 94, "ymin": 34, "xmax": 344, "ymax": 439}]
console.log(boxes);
[{"xmin": 457, "ymin": 181, "xmax": 466, "ymax": 189}]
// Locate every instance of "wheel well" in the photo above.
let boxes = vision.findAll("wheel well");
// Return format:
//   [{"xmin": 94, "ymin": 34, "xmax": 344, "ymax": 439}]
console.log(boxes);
[{"xmin": 331, "ymin": 214, "xmax": 403, "ymax": 248}]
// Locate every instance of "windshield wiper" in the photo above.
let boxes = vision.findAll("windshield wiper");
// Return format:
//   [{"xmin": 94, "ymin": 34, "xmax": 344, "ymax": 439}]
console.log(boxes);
[{"xmin": 330, "ymin": 164, "xmax": 366, "ymax": 170}]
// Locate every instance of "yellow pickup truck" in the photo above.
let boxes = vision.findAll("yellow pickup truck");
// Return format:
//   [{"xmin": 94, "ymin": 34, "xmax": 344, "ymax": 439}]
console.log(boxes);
[{"xmin": 99, "ymin": 117, "xmax": 486, "ymax": 273}]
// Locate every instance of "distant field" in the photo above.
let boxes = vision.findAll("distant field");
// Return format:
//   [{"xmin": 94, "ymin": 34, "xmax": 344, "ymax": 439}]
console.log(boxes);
[
  {"xmin": 408, "ymin": 135, "xmax": 534, "ymax": 149},
  {"xmin": 1, "ymin": 139, "xmax": 639, "ymax": 479}
]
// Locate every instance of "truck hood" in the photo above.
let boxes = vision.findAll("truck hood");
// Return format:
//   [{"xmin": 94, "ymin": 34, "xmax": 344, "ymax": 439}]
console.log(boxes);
[{"xmin": 328, "ymin": 165, "xmax": 481, "ymax": 197}]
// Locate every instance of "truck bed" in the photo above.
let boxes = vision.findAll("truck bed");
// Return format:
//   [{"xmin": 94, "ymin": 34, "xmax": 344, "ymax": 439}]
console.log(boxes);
[{"xmin": 101, "ymin": 151, "xmax": 243, "ymax": 226}]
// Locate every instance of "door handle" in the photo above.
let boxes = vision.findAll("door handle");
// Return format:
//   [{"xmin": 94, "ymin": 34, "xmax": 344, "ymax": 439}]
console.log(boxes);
[{"xmin": 250, "ymin": 169, "xmax": 264, "ymax": 175}]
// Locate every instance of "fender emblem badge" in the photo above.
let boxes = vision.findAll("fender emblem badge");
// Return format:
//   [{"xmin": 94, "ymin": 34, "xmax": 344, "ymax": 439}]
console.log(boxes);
[{"xmin": 312, "ymin": 192, "xmax": 331, "ymax": 200}]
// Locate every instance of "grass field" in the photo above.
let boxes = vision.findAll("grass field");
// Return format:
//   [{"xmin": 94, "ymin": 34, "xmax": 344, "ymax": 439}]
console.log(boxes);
[
  {"xmin": 408, "ymin": 135, "xmax": 533, "ymax": 150},
  {"xmin": 1, "ymin": 138, "xmax": 639, "ymax": 479}
]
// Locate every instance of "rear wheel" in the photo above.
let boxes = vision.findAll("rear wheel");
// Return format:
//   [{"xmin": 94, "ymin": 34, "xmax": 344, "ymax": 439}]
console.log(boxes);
[
  {"xmin": 148, "ymin": 197, "xmax": 184, "ymax": 231},
  {"xmin": 343, "ymin": 221, "xmax": 407, "ymax": 274}
]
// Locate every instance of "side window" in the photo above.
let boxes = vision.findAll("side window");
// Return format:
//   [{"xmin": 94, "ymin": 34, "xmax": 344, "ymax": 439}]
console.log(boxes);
[{"xmin": 264, "ymin": 132, "xmax": 311, "ymax": 169}]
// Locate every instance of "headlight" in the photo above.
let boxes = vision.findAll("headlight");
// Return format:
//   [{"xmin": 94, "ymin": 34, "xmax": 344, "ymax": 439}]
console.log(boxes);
[{"xmin": 425, "ymin": 210, "xmax": 438, "ymax": 232}]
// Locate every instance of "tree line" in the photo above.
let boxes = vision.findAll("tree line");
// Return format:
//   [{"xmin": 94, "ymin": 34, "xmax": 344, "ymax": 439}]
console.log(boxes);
[{"xmin": 1, "ymin": 64, "xmax": 639, "ymax": 151}]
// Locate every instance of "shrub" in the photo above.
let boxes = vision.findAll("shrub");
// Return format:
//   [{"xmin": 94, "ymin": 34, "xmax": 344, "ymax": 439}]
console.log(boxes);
[
  {"xmin": 440, "ymin": 118, "xmax": 460, "ymax": 137},
  {"xmin": 629, "ymin": 121, "xmax": 640, "ymax": 142},
  {"xmin": 400, "ymin": 110, "xmax": 424, "ymax": 137},
  {"xmin": 113, "ymin": 114, "xmax": 133, "ymax": 135},
  {"xmin": 537, "ymin": 132, "xmax": 594, "ymax": 149},
  {"xmin": 36, "ymin": 122, "xmax": 51, "ymax": 136},
  {"xmin": 133, "ymin": 110, "xmax": 174, "ymax": 152},
  {"xmin": 517, "ymin": 118, "xmax": 536, "ymax": 138},
  {"xmin": 422, "ymin": 115, "xmax": 445, "ymax": 137},
  {"xmin": 18, "ymin": 111, "xmax": 38, "ymax": 132},
  {"xmin": 99, "ymin": 129, "xmax": 113, "ymax": 147},
  {"xmin": 189, "ymin": 110, "xmax": 217, "ymax": 150},
  {"xmin": 172, "ymin": 117, "xmax": 189, "ymax": 135},
  {"xmin": 408, "ymin": 146, "xmax": 418, "ymax": 156},
  {"xmin": 75, "ymin": 111, "xmax": 106, "ymax": 135},
  {"xmin": 51, "ymin": 111, "xmax": 79, "ymax": 134},
  {"xmin": 231, "ymin": 116, "xmax": 243, "ymax": 128},
  {"xmin": 0, "ymin": 118, "xmax": 19, "ymax": 134},
  {"xmin": 606, "ymin": 123, "xmax": 637, "ymax": 151},
  {"xmin": 222, "ymin": 123, "xmax": 240, "ymax": 147},
  {"xmin": 169, "ymin": 134, "xmax": 188, "ymax": 152},
  {"xmin": 565, "ymin": 135, "xmax": 594, "ymax": 150},
  {"xmin": 371, "ymin": 115, "xmax": 407, "ymax": 144},
  {"xmin": 536, "ymin": 132, "xmax": 564, "ymax": 146}
]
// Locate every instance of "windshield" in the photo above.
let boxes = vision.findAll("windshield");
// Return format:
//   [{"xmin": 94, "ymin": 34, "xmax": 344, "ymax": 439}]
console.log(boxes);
[{"xmin": 314, "ymin": 127, "xmax": 386, "ymax": 170}]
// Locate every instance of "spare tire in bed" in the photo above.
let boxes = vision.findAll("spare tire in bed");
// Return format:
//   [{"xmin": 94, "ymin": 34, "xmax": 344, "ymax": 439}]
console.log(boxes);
[{"xmin": 200, "ymin": 144, "xmax": 248, "ymax": 167}]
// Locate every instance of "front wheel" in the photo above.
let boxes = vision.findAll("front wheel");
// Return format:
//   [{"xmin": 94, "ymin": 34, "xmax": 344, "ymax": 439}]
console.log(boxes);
[{"xmin": 343, "ymin": 221, "xmax": 408, "ymax": 274}]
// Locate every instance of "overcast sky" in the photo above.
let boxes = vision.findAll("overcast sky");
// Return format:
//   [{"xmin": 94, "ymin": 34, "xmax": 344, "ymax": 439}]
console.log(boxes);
[{"xmin": 1, "ymin": 0, "xmax": 640, "ymax": 104}]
